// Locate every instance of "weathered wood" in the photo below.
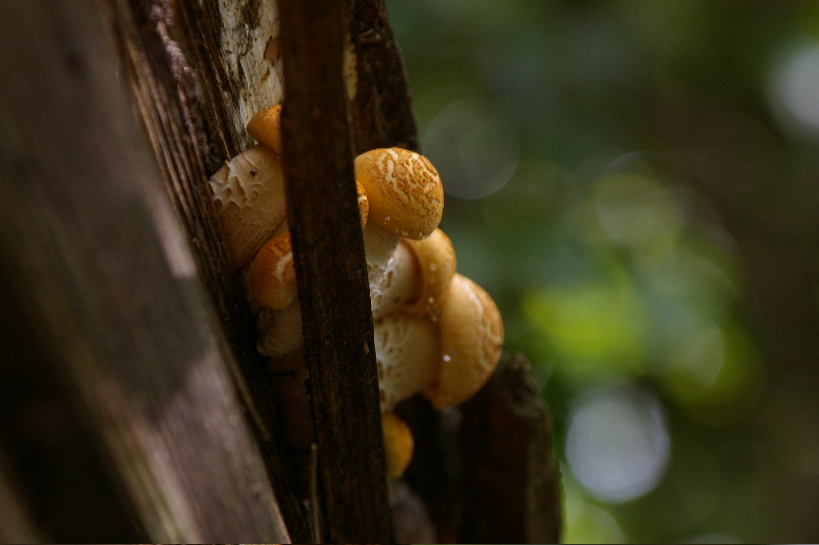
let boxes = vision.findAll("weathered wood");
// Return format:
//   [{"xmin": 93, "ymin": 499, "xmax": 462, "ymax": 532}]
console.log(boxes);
[
  {"xmin": 397, "ymin": 354, "xmax": 563, "ymax": 544},
  {"xmin": 348, "ymin": 0, "xmax": 419, "ymax": 154},
  {"xmin": 96, "ymin": 0, "xmax": 311, "ymax": 539},
  {"xmin": 277, "ymin": 0, "xmax": 393, "ymax": 542},
  {"xmin": 459, "ymin": 353, "xmax": 562, "ymax": 544},
  {"xmin": 0, "ymin": 1, "xmax": 289, "ymax": 541},
  {"xmin": 0, "ymin": 0, "xmax": 563, "ymax": 541}
]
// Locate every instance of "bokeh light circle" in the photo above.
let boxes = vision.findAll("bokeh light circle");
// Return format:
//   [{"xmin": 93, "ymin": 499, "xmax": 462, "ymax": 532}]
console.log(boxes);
[
  {"xmin": 566, "ymin": 386, "xmax": 670, "ymax": 503},
  {"xmin": 423, "ymin": 98, "xmax": 519, "ymax": 200}
]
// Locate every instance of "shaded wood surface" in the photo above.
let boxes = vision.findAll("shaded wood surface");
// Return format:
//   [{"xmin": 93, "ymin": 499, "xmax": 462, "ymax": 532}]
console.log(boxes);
[
  {"xmin": 0, "ymin": 0, "xmax": 289, "ymax": 541},
  {"xmin": 97, "ymin": 0, "xmax": 311, "ymax": 539},
  {"xmin": 277, "ymin": 0, "xmax": 392, "ymax": 542},
  {"xmin": 459, "ymin": 353, "xmax": 562, "ymax": 543},
  {"xmin": 348, "ymin": 0, "xmax": 419, "ymax": 154},
  {"xmin": 397, "ymin": 353, "xmax": 563, "ymax": 544}
]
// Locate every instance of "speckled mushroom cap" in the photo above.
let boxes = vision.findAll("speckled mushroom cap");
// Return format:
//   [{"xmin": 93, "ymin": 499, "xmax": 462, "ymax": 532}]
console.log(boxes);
[
  {"xmin": 354, "ymin": 147, "xmax": 444, "ymax": 240},
  {"xmin": 247, "ymin": 104, "xmax": 283, "ymax": 155},
  {"xmin": 402, "ymin": 228, "xmax": 457, "ymax": 321},
  {"xmin": 374, "ymin": 314, "xmax": 439, "ymax": 412},
  {"xmin": 209, "ymin": 144, "xmax": 287, "ymax": 269},
  {"xmin": 355, "ymin": 180, "xmax": 369, "ymax": 228},
  {"xmin": 245, "ymin": 232, "xmax": 296, "ymax": 312},
  {"xmin": 424, "ymin": 273, "xmax": 504, "ymax": 409}
]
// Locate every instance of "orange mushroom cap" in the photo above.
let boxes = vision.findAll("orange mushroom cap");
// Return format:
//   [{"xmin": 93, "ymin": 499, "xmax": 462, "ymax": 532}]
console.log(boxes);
[
  {"xmin": 354, "ymin": 148, "xmax": 444, "ymax": 240},
  {"xmin": 247, "ymin": 104, "xmax": 283, "ymax": 156},
  {"xmin": 245, "ymin": 232, "xmax": 297, "ymax": 312},
  {"xmin": 424, "ymin": 273, "xmax": 504, "ymax": 409}
]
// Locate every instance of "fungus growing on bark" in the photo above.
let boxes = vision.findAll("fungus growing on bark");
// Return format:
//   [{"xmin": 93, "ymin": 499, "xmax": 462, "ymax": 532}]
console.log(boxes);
[
  {"xmin": 209, "ymin": 144, "xmax": 287, "ymax": 269},
  {"xmin": 245, "ymin": 232, "xmax": 296, "ymax": 313},
  {"xmin": 374, "ymin": 313, "xmax": 439, "ymax": 412},
  {"xmin": 402, "ymin": 228, "xmax": 456, "ymax": 321},
  {"xmin": 247, "ymin": 104, "xmax": 283, "ymax": 155},
  {"xmin": 356, "ymin": 147, "xmax": 444, "ymax": 286},
  {"xmin": 208, "ymin": 106, "xmax": 505, "ymax": 484}
]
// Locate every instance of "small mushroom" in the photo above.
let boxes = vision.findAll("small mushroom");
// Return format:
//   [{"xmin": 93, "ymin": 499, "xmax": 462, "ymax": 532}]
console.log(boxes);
[
  {"xmin": 355, "ymin": 147, "xmax": 444, "ymax": 240},
  {"xmin": 247, "ymin": 104, "xmax": 283, "ymax": 155},
  {"xmin": 382, "ymin": 412, "xmax": 414, "ymax": 480},
  {"xmin": 424, "ymin": 273, "xmax": 504, "ymax": 409},
  {"xmin": 357, "ymin": 148, "xmax": 444, "ymax": 287},
  {"xmin": 402, "ymin": 228, "xmax": 457, "ymax": 321},
  {"xmin": 244, "ymin": 232, "xmax": 296, "ymax": 313},
  {"xmin": 209, "ymin": 144, "xmax": 287, "ymax": 269}
]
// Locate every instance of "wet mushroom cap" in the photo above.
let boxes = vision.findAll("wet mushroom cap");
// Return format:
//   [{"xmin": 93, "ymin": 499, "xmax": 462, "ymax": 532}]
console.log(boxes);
[
  {"xmin": 354, "ymin": 147, "xmax": 444, "ymax": 240},
  {"xmin": 246, "ymin": 104, "xmax": 283, "ymax": 156},
  {"xmin": 424, "ymin": 273, "xmax": 504, "ymax": 409}
]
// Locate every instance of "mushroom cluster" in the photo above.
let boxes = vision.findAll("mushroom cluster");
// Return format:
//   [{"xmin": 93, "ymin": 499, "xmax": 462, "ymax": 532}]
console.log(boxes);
[{"xmin": 209, "ymin": 105, "xmax": 504, "ymax": 480}]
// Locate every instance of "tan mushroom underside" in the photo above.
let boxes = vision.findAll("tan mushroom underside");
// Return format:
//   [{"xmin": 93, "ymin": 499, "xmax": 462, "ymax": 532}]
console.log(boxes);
[{"xmin": 209, "ymin": 144, "xmax": 287, "ymax": 269}]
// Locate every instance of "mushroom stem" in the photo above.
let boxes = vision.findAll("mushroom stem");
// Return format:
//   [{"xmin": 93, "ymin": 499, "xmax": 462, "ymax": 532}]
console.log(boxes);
[
  {"xmin": 370, "ymin": 240, "xmax": 421, "ymax": 320},
  {"xmin": 362, "ymin": 221, "xmax": 401, "ymax": 286}
]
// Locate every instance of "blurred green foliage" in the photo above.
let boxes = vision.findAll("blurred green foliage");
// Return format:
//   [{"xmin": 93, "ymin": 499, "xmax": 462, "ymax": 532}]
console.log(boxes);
[{"xmin": 387, "ymin": 0, "xmax": 819, "ymax": 542}]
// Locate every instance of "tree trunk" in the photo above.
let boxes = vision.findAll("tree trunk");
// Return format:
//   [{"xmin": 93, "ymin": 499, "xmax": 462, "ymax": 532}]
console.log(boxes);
[{"xmin": 0, "ymin": 0, "xmax": 561, "ymax": 542}]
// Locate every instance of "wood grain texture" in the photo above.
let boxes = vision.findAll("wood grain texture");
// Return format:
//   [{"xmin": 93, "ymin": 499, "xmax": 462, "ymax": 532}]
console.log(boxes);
[
  {"xmin": 0, "ymin": 0, "xmax": 562, "ymax": 541},
  {"xmin": 97, "ymin": 0, "xmax": 310, "ymax": 539},
  {"xmin": 0, "ymin": 0, "xmax": 289, "ymax": 541},
  {"xmin": 459, "ymin": 353, "xmax": 563, "ymax": 544},
  {"xmin": 277, "ymin": 0, "xmax": 393, "ymax": 542},
  {"xmin": 397, "ymin": 354, "xmax": 563, "ymax": 544},
  {"xmin": 348, "ymin": 0, "xmax": 419, "ymax": 154}
]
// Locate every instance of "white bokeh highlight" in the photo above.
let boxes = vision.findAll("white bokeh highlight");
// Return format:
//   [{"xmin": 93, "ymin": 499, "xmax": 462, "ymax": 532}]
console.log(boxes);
[{"xmin": 566, "ymin": 385, "xmax": 670, "ymax": 503}]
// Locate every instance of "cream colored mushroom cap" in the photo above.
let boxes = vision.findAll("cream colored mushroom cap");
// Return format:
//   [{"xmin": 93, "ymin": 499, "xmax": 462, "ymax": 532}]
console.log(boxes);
[
  {"xmin": 402, "ymin": 228, "xmax": 456, "ymax": 320},
  {"xmin": 354, "ymin": 147, "xmax": 444, "ymax": 240},
  {"xmin": 375, "ymin": 314, "xmax": 439, "ymax": 412},
  {"xmin": 208, "ymin": 144, "xmax": 287, "ymax": 269},
  {"xmin": 424, "ymin": 273, "xmax": 504, "ymax": 409},
  {"xmin": 247, "ymin": 104, "xmax": 283, "ymax": 156}
]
